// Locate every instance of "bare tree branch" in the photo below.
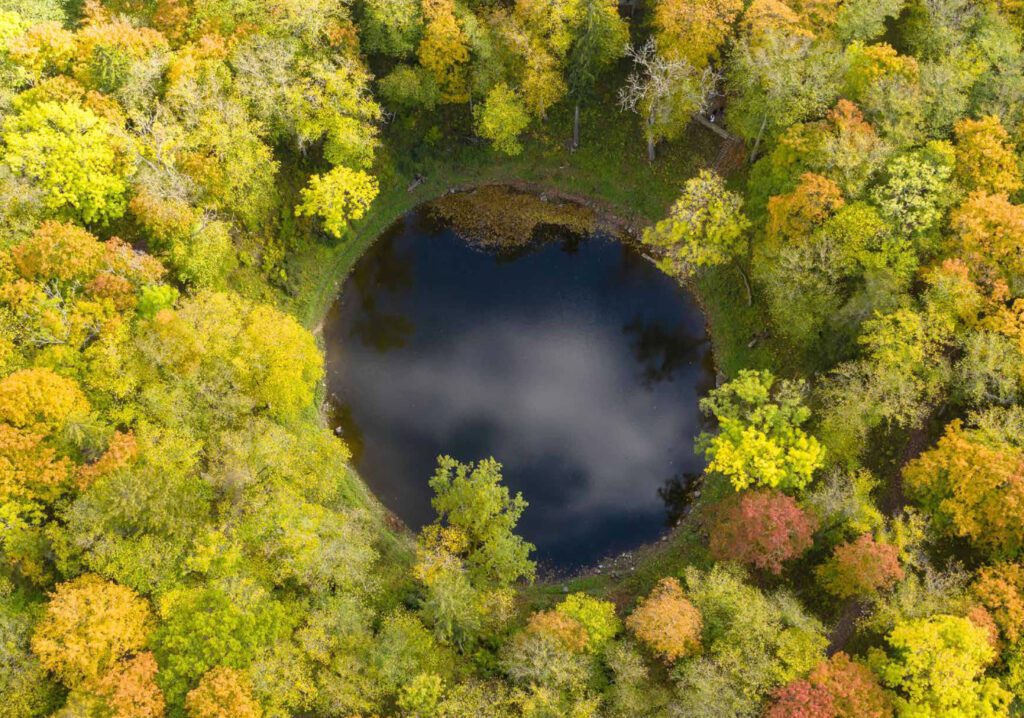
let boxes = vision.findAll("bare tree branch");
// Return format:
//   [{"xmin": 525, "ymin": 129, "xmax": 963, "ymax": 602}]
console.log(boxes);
[{"xmin": 618, "ymin": 39, "xmax": 722, "ymax": 159}]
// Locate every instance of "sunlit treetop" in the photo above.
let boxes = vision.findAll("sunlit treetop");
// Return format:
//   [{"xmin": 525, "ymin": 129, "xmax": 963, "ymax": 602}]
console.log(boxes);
[
  {"xmin": 740, "ymin": 0, "xmax": 813, "ymax": 40},
  {"xmin": 72, "ymin": 5, "xmax": 170, "ymax": 93},
  {"xmin": 953, "ymin": 115, "xmax": 1024, "ymax": 196},
  {"xmin": 869, "ymin": 614, "xmax": 1012, "ymax": 716},
  {"xmin": 6, "ymin": 19, "xmax": 75, "ymax": 79},
  {"xmin": 950, "ymin": 190, "xmax": 1024, "ymax": 287},
  {"xmin": 626, "ymin": 577, "xmax": 702, "ymax": 662},
  {"xmin": 643, "ymin": 169, "xmax": 751, "ymax": 276},
  {"xmin": 843, "ymin": 42, "xmax": 919, "ymax": 102},
  {"xmin": 0, "ymin": 221, "xmax": 165, "ymax": 373},
  {"xmin": 10, "ymin": 73, "xmax": 125, "ymax": 123},
  {"xmin": 816, "ymin": 533, "xmax": 904, "ymax": 599},
  {"xmin": 699, "ymin": 369, "xmax": 825, "ymax": 493},
  {"xmin": 287, "ymin": 60, "xmax": 382, "ymax": 168},
  {"xmin": 2, "ymin": 98, "xmax": 136, "ymax": 225},
  {"xmin": 151, "ymin": 578, "xmax": 291, "ymax": 707},
  {"xmin": 473, "ymin": 83, "xmax": 530, "ymax": 156},
  {"xmin": 523, "ymin": 608, "xmax": 589, "ymax": 653},
  {"xmin": 904, "ymin": 409, "xmax": 1024, "ymax": 559},
  {"xmin": 9, "ymin": 220, "xmax": 163, "ymax": 288},
  {"xmin": 808, "ymin": 651, "xmax": 893, "ymax": 718},
  {"xmin": 136, "ymin": 291, "xmax": 324, "ymax": 428},
  {"xmin": 554, "ymin": 593, "xmax": 621, "ymax": 654},
  {"xmin": 748, "ymin": 99, "xmax": 887, "ymax": 216},
  {"xmin": 767, "ymin": 172, "xmax": 845, "ymax": 246},
  {"xmin": 185, "ymin": 666, "xmax": 263, "ymax": 718},
  {"xmin": 652, "ymin": 0, "xmax": 743, "ymax": 70},
  {"xmin": 146, "ymin": 0, "xmax": 358, "ymax": 46},
  {"xmin": 765, "ymin": 650, "xmax": 896, "ymax": 718},
  {"xmin": 973, "ymin": 562, "xmax": 1024, "ymax": 645},
  {"xmin": 30, "ymin": 573, "xmax": 153, "ymax": 688},
  {"xmin": 789, "ymin": 0, "xmax": 844, "ymax": 31},
  {"xmin": 0, "ymin": 367, "xmax": 133, "ymax": 504},
  {"xmin": 295, "ymin": 165, "xmax": 379, "ymax": 239},
  {"xmin": 0, "ymin": 366, "xmax": 88, "ymax": 433}
]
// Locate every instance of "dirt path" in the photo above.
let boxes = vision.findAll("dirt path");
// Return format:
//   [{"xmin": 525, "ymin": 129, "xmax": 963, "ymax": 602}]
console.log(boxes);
[
  {"xmin": 880, "ymin": 423, "xmax": 931, "ymax": 517},
  {"xmin": 827, "ymin": 600, "xmax": 870, "ymax": 656},
  {"xmin": 825, "ymin": 419, "xmax": 935, "ymax": 653}
]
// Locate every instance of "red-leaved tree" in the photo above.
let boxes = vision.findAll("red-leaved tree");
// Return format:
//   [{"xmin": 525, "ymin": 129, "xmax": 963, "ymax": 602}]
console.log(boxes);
[
  {"xmin": 808, "ymin": 652, "xmax": 893, "ymax": 718},
  {"xmin": 765, "ymin": 652, "xmax": 894, "ymax": 718},
  {"xmin": 764, "ymin": 680, "xmax": 835, "ymax": 718},
  {"xmin": 708, "ymin": 490, "xmax": 817, "ymax": 574},
  {"xmin": 816, "ymin": 534, "xmax": 904, "ymax": 599}
]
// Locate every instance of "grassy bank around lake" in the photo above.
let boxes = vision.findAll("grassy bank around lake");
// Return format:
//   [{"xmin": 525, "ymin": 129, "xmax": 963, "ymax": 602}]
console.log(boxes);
[
  {"xmin": 283, "ymin": 95, "xmax": 776, "ymax": 377},
  {"xmin": 261, "ymin": 92, "xmax": 791, "ymax": 606}
]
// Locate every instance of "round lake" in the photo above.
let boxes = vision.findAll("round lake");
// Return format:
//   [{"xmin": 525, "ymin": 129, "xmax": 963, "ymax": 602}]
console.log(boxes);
[{"xmin": 323, "ymin": 208, "xmax": 715, "ymax": 572}]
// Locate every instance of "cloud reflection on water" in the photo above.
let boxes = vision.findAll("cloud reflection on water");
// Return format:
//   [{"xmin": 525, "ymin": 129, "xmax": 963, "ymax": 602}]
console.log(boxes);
[
  {"xmin": 347, "ymin": 317, "xmax": 699, "ymax": 512},
  {"xmin": 323, "ymin": 217, "xmax": 714, "ymax": 569}
]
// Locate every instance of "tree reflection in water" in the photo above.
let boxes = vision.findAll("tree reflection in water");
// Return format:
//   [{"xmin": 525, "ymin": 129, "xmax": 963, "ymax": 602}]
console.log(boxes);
[
  {"xmin": 623, "ymin": 316, "xmax": 708, "ymax": 388},
  {"xmin": 349, "ymin": 231, "xmax": 416, "ymax": 352},
  {"xmin": 659, "ymin": 472, "xmax": 702, "ymax": 527}
]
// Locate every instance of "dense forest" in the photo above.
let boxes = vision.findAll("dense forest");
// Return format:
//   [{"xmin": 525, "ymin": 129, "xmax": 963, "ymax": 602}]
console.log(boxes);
[{"xmin": 2, "ymin": 0, "xmax": 1024, "ymax": 716}]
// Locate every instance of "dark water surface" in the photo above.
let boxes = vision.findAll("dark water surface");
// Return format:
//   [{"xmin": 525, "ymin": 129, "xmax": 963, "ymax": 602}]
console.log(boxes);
[{"xmin": 323, "ymin": 210, "xmax": 715, "ymax": 572}]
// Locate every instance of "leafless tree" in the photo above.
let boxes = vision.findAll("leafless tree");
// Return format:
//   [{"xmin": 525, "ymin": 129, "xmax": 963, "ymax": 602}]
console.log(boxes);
[{"xmin": 618, "ymin": 39, "xmax": 720, "ymax": 162}]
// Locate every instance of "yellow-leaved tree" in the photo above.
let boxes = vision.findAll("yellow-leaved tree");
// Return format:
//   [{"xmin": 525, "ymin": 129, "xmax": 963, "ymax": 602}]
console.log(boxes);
[
  {"xmin": 418, "ymin": 0, "xmax": 469, "ymax": 102},
  {"xmin": 653, "ymin": 0, "xmax": 743, "ymax": 69},
  {"xmin": 2, "ymin": 99, "xmax": 136, "ymax": 225},
  {"xmin": 0, "ymin": 367, "xmax": 89, "ymax": 503},
  {"xmin": 296, "ymin": 166, "xmax": 379, "ymax": 239},
  {"xmin": 185, "ymin": 667, "xmax": 263, "ymax": 718},
  {"xmin": 953, "ymin": 115, "xmax": 1023, "ymax": 196}
]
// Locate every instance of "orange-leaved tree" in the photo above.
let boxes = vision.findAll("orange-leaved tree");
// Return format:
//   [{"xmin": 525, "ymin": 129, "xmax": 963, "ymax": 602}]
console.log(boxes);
[
  {"xmin": 903, "ymin": 413, "xmax": 1024, "ymax": 558},
  {"xmin": 626, "ymin": 577, "xmax": 702, "ymax": 662},
  {"xmin": 31, "ymin": 574, "xmax": 153, "ymax": 688},
  {"xmin": 185, "ymin": 666, "xmax": 263, "ymax": 718},
  {"xmin": 816, "ymin": 534, "xmax": 903, "ymax": 599}
]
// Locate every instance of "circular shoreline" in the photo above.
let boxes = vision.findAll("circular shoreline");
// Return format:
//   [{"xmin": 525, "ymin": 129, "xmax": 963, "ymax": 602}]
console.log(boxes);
[{"xmin": 314, "ymin": 186, "xmax": 719, "ymax": 580}]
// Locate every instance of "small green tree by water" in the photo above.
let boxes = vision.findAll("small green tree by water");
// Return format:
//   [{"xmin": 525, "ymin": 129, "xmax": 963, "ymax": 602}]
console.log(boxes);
[
  {"xmin": 642, "ymin": 169, "xmax": 752, "ymax": 302},
  {"xmin": 414, "ymin": 457, "xmax": 535, "ymax": 647},
  {"xmin": 425, "ymin": 456, "xmax": 535, "ymax": 588}
]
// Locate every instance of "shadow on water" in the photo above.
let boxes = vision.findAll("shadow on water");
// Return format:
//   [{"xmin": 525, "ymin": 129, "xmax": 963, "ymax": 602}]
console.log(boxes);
[
  {"xmin": 325, "ymin": 400, "xmax": 365, "ymax": 464},
  {"xmin": 659, "ymin": 472, "xmax": 704, "ymax": 527},
  {"xmin": 323, "ymin": 208, "xmax": 716, "ymax": 572}
]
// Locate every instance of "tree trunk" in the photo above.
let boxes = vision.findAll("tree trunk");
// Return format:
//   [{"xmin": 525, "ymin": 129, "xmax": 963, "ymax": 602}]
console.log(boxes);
[
  {"xmin": 646, "ymin": 111, "xmax": 656, "ymax": 162},
  {"xmin": 693, "ymin": 114, "xmax": 739, "ymax": 142},
  {"xmin": 572, "ymin": 103, "xmax": 580, "ymax": 151},
  {"xmin": 733, "ymin": 259, "xmax": 753, "ymax": 307},
  {"xmin": 749, "ymin": 113, "xmax": 768, "ymax": 164}
]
